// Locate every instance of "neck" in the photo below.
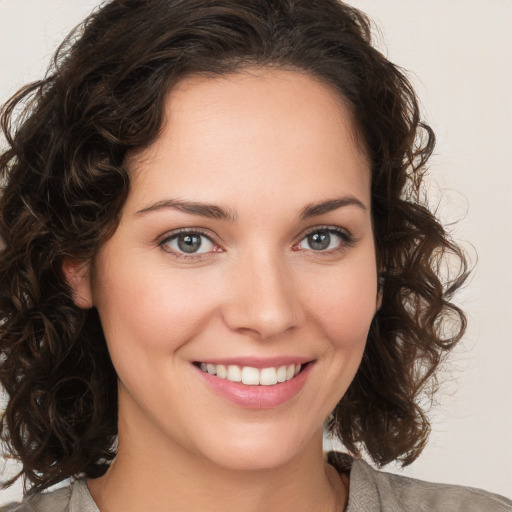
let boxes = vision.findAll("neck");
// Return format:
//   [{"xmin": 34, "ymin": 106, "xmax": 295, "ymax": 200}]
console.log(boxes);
[{"xmin": 88, "ymin": 407, "xmax": 347, "ymax": 512}]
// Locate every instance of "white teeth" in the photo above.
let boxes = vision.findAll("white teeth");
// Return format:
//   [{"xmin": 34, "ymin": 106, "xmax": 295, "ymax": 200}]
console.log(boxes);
[
  {"xmin": 227, "ymin": 365, "xmax": 242, "ymax": 382},
  {"xmin": 260, "ymin": 367, "xmax": 278, "ymax": 386},
  {"xmin": 276, "ymin": 365, "xmax": 287, "ymax": 383},
  {"xmin": 199, "ymin": 362, "xmax": 303, "ymax": 385},
  {"xmin": 241, "ymin": 367, "xmax": 260, "ymax": 385}
]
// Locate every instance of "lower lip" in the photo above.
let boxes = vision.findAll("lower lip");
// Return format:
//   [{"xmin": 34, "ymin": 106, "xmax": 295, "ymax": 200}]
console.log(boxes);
[{"xmin": 194, "ymin": 363, "xmax": 313, "ymax": 409}]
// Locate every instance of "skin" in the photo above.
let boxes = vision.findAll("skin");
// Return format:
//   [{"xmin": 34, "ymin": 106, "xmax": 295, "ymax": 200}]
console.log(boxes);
[{"xmin": 67, "ymin": 69, "xmax": 379, "ymax": 512}]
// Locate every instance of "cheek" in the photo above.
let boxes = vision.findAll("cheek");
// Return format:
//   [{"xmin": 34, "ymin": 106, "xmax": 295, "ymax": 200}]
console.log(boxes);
[
  {"xmin": 302, "ymin": 256, "xmax": 378, "ymax": 347},
  {"xmin": 93, "ymin": 260, "xmax": 220, "ymax": 358}
]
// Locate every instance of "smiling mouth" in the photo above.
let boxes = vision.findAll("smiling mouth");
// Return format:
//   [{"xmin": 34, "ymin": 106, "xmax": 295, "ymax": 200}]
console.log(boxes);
[{"xmin": 194, "ymin": 362, "xmax": 310, "ymax": 386}]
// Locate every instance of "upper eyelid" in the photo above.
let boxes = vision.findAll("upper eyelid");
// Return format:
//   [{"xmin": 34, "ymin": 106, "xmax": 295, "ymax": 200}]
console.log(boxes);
[
  {"xmin": 158, "ymin": 227, "xmax": 217, "ymax": 243},
  {"xmin": 298, "ymin": 225, "xmax": 352, "ymax": 240},
  {"xmin": 302, "ymin": 225, "xmax": 349, "ymax": 234}
]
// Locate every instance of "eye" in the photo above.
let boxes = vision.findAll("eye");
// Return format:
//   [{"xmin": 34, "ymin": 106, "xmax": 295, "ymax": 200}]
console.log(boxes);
[
  {"xmin": 160, "ymin": 231, "xmax": 218, "ymax": 255},
  {"xmin": 295, "ymin": 228, "xmax": 352, "ymax": 252}
]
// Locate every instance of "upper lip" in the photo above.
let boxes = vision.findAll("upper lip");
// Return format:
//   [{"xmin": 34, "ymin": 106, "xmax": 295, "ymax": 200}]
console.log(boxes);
[{"xmin": 193, "ymin": 356, "xmax": 314, "ymax": 369}]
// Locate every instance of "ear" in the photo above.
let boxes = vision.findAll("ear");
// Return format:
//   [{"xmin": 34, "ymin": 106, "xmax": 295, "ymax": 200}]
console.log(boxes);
[
  {"xmin": 62, "ymin": 258, "xmax": 94, "ymax": 309},
  {"xmin": 376, "ymin": 275, "xmax": 384, "ymax": 311}
]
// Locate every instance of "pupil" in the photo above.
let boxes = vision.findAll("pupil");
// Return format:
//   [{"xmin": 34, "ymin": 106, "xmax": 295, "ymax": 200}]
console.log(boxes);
[
  {"xmin": 308, "ymin": 231, "xmax": 330, "ymax": 250},
  {"xmin": 178, "ymin": 234, "xmax": 201, "ymax": 253}
]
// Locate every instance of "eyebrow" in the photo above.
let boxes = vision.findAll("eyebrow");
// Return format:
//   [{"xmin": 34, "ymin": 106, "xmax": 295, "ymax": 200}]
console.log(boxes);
[
  {"xmin": 135, "ymin": 199, "xmax": 238, "ymax": 221},
  {"xmin": 299, "ymin": 196, "xmax": 366, "ymax": 219},
  {"xmin": 135, "ymin": 195, "xmax": 366, "ymax": 221}
]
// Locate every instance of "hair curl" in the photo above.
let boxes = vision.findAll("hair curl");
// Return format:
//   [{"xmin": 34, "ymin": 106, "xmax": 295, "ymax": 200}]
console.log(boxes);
[{"xmin": 0, "ymin": 0, "xmax": 468, "ymax": 493}]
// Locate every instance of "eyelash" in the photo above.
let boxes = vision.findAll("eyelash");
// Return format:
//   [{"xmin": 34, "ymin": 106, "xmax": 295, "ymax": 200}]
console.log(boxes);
[
  {"xmin": 158, "ymin": 225, "xmax": 354, "ymax": 259},
  {"xmin": 158, "ymin": 228, "xmax": 219, "ymax": 260},
  {"xmin": 293, "ymin": 225, "xmax": 355, "ymax": 255}
]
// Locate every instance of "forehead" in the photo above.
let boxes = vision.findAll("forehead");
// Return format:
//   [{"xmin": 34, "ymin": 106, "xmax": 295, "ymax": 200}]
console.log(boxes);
[{"xmin": 125, "ymin": 69, "xmax": 371, "ymax": 212}]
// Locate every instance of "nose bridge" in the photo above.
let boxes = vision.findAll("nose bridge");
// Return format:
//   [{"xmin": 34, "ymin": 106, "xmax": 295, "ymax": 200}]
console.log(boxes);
[{"xmin": 222, "ymin": 245, "xmax": 301, "ymax": 339}]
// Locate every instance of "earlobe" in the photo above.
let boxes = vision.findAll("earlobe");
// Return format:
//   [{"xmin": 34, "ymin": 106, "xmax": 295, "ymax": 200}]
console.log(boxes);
[{"xmin": 62, "ymin": 258, "xmax": 94, "ymax": 309}]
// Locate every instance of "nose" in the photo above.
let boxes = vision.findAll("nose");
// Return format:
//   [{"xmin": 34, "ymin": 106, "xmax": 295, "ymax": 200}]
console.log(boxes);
[{"xmin": 221, "ymin": 249, "xmax": 304, "ymax": 339}]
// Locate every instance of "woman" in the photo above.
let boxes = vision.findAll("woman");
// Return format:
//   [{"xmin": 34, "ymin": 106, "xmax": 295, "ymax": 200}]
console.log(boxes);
[{"xmin": 0, "ymin": 0, "xmax": 510, "ymax": 510}]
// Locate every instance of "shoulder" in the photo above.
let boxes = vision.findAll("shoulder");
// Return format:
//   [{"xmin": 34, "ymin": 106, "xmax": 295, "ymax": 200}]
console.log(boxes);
[
  {"xmin": 0, "ymin": 486, "xmax": 70, "ymax": 512},
  {"xmin": 356, "ymin": 460, "xmax": 512, "ymax": 512},
  {"xmin": 0, "ymin": 480, "xmax": 94, "ymax": 512},
  {"xmin": 328, "ymin": 452, "xmax": 512, "ymax": 512}
]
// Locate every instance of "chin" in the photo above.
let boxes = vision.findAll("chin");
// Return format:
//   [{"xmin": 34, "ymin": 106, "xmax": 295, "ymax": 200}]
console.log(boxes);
[
  {"xmin": 193, "ymin": 423, "xmax": 320, "ymax": 473},
  {"xmin": 204, "ymin": 446, "xmax": 296, "ymax": 473}
]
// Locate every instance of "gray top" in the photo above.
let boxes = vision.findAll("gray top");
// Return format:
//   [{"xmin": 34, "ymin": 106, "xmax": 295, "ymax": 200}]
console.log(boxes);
[{"xmin": 2, "ymin": 457, "xmax": 511, "ymax": 512}]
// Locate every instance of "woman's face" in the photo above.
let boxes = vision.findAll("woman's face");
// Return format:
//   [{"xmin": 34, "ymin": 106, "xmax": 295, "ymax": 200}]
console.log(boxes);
[{"xmin": 74, "ymin": 69, "xmax": 379, "ymax": 471}]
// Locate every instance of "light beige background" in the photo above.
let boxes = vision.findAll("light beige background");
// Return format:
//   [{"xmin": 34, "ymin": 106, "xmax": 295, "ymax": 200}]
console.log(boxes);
[{"xmin": 1, "ymin": 0, "xmax": 511, "ymax": 504}]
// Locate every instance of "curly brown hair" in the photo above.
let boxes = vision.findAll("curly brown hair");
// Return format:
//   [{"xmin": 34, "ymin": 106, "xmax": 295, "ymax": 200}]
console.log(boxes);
[{"xmin": 0, "ymin": 0, "xmax": 468, "ymax": 493}]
